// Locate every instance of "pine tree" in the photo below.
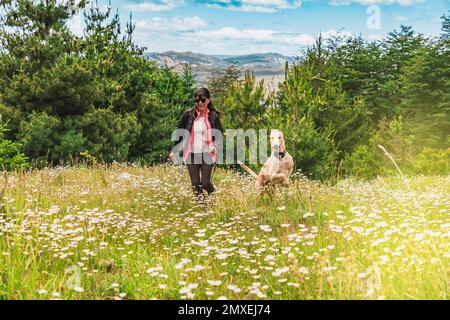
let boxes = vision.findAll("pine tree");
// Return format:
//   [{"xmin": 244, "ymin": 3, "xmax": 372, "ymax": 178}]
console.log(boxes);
[
  {"xmin": 400, "ymin": 16, "xmax": 450, "ymax": 149},
  {"xmin": 207, "ymin": 63, "xmax": 242, "ymax": 110},
  {"xmin": 0, "ymin": 0, "xmax": 96, "ymax": 116},
  {"xmin": 278, "ymin": 36, "xmax": 370, "ymax": 158},
  {"xmin": 222, "ymin": 69, "xmax": 269, "ymax": 130}
]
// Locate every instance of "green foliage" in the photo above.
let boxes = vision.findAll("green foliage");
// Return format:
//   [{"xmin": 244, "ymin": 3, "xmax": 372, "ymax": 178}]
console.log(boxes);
[
  {"xmin": 222, "ymin": 70, "xmax": 270, "ymax": 129},
  {"xmin": 277, "ymin": 36, "xmax": 370, "ymax": 173},
  {"xmin": 342, "ymin": 145, "xmax": 379, "ymax": 180},
  {"xmin": 441, "ymin": 14, "xmax": 450, "ymax": 40},
  {"xmin": 0, "ymin": 1, "xmax": 447, "ymax": 179},
  {"xmin": 408, "ymin": 148, "xmax": 450, "ymax": 175},
  {"xmin": 330, "ymin": 36, "xmax": 387, "ymax": 122},
  {"xmin": 0, "ymin": 102, "xmax": 22, "ymax": 140},
  {"xmin": 370, "ymin": 116, "xmax": 415, "ymax": 164},
  {"xmin": 399, "ymin": 23, "xmax": 450, "ymax": 149},
  {"xmin": 0, "ymin": 115, "xmax": 28, "ymax": 171},
  {"xmin": 343, "ymin": 116, "xmax": 415, "ymax": 179},
  {"xmin": 68, "ymin": 108, "xmax": 141, "ymax": 163},
  {"xmin": 380, "ymin": 25, "xmax": 427, "ymax": 112},
  {"xmin": 133, "ymin": 95, "xmax": 178, "ymax": 163},
  {"xmin": 0, "ymin": 1, "xmax": 194, "ymax": 165},
  {"xmin": 207, "ymin": 64, "xmax": 242, "ymax": 110},
  {"xmin": 52, "ymin": 129, "xmax": 86, "ymax": 162},
  {"xmin": 18, "ymin": 112, "xmax": 61, "ymax": 162},
  {"xmin": 283, "ymin": 117, "xmax": 338, "ymax": 180},
  {"xmin": 18, "ymin": 109, "xmax": 141, "ymax": 164},
  {"xmin": 5, "ymin": 55, "xmax": 99, "ymax": 116},
  {"xmin": 330, "ymin": 26, "xmax": 426, "ymax": 122}
]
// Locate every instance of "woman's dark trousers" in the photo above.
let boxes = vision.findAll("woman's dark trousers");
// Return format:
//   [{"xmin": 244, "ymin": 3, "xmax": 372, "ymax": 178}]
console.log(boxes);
[{"xmin": 186, "ymin": 152, "xmax": 215, "ymax": 199}]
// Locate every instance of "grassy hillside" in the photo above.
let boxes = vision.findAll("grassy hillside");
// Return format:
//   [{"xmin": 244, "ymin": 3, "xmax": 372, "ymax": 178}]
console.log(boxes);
[{"xmin": 0, "ymin": 165, "xmax": 448, "ymax": 299}]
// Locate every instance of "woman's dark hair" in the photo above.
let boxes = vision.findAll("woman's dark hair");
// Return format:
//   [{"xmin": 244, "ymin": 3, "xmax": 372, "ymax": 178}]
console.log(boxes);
[
  {"xmin": 194, "ymin": 87, "xmax": 211, "ymax": 99},
  {"xmin": 194, "ymin": 87, "xmax": 219, "ymax": 113}
]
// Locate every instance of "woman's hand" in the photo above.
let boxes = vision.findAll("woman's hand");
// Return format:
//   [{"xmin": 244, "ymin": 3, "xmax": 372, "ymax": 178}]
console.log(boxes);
[
  {"xmin": 168, "ymin": 152, "xmax": 174, "ymax": 162},
  {"xmin": 209, "ymin": 146, "xmax": 216, "ymax": 154}
]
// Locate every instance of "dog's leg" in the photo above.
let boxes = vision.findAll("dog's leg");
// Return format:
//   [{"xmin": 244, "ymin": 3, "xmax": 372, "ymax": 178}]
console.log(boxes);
[
  {"xmin": 272, "ymin": 173, "xmax": 290, "ymax": 186},
  {"xmin": 255, "ymin": 175, "xmax": 264, "ymax": 195}
]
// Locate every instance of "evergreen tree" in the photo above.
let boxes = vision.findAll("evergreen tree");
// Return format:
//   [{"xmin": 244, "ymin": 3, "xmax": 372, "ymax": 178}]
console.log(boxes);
[
  {"xmin": 278, "ymin": 36, "xmax": 370, "ymax": 159},
  {"xmin": 400, "ymin": 15, "xmax": 450, "ymax": 149},
  {"xmin": 441, "ymin": 13, "xmax": 450, "ymax": 40},
  {"xmin": 207, "ymin": 63, "xmax": 242, "ymax": 111},
  {"xmin": 380, "ymin": 25, "xmax": 427, "ymax": 114},
  {"xmin": 0, "ymin": 115, "xmax": 28, "ymax": 170},
  {"xmin": 222, "ymin": 69, "xmax": 269, "ymax": 130},
  {"xmin": 0, "ymin": 0, "xmax": 96, "ymax": 117}
]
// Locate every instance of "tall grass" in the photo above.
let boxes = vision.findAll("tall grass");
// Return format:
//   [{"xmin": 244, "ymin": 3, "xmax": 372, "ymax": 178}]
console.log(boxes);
[{"xmin": 0, "ymin": 164, "xmax": 448, "ymax": 299}]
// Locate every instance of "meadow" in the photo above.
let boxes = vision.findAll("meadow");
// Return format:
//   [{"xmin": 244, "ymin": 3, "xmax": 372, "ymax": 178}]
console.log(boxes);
[{"xmin": 0, "ymin": 164, "xmax": 448, "ymax": 300}]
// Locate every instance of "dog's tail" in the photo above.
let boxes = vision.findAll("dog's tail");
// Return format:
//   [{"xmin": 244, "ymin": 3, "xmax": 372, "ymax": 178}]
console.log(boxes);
[{"xmin": 237, "ymin": 160, "xmax": 258, "ymax": 179}]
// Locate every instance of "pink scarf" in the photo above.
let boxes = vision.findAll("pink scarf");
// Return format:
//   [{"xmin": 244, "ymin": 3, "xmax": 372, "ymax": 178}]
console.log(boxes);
[{"xmin": 182, "ymin": 108, "xmax": 216, "ymax": 163}]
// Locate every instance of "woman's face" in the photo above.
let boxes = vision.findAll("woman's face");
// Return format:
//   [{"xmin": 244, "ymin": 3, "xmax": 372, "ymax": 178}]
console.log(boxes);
[{"xmin": 195, "ymin": 95, "xmax": 210, "ymax": 113}]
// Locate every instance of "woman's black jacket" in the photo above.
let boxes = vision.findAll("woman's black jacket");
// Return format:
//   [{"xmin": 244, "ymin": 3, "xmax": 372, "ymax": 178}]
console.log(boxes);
[{"xmin": 172, "ymin": 104, "xmax": 223, "ymax": 150}]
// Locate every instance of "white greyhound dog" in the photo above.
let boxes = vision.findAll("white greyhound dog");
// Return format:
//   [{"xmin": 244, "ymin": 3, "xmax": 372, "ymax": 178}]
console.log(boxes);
[{"xmin": 238, "ymin": 129, "xmax": 294, "ymax": 193}]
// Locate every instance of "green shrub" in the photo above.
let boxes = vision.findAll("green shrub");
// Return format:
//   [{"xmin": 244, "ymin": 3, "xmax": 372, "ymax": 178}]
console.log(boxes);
[
  {"xmin": 343, "ymin": 117, "xmax": 416, "ymax": 180},
  {"xmin": 408, "ymin": 148, "xmax": 450, "ymax": 175},
  {"xmin": 0, "ymin": 116, "xmax": 28, "ymax": 171},
  {"xmin": 18, "ymin": 112, "xmax": 61, "ymax": 162},
  {"xmin": 343, "ymin": 145, "xmax": 379, "ymax": 179},
  {"xmin": 69, "ymin": 108, "xmax": 141, "ymax": 163},
  {"xmin": 52, "ymin": 130, "xmax": 87, "ymax": 163},
  {"xmin": 283, "ymin": 117, "xmax": 338, "ymax": 180}
]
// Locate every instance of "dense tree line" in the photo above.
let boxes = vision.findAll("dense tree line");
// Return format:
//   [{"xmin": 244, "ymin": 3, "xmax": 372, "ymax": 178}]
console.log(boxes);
[
  {"xmin": 0, "ymin": 1, "xmax": 448, "ymax": 179},
  {"xmin": 211, "ymin": 17, "xmax": 449, "ymax": 179},
  {"xmin": 0, "ymin": 0, "xmax": 194, "ymax": 167}
]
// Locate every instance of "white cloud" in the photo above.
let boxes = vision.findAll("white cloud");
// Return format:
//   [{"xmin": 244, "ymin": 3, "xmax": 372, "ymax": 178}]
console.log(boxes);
[
  {"xmin": 205, "ymin": 0, "xmax": 301, "ymax": 13},
  {"xmin": 279, "ymin": 33, "xmax": 316, "ymax": 45},
  {"xmin": 196, "ymin": 27, "xmax": 315, "ymax": 45},
  {"xmin": 320, "ymin": 29, "xmax": 353, "ymax": 39},
  {"xmin": 65, "ymin": 3, "xmax": 112, "ymax": 36},
  {"xmin": 123, "ymin": 0, "xmax": 185, "ymax": 12},
  {"xmin": 68, "ymin": 13, "xmax": 84, "ymax": 36},
  {"xmin": 133, "ymin": 23, "xmax": 319, "ymax": 55},
  {"xmin": 66, "ymin": 5, "xmax": 87, "ymax": 37},
  {"xmin": 395, "ymin": 15, "xmax": 409, "ymax": 21},
  {"xmin": 197, "ymin": 27, "xmax": 275, "ymax": 40},
  {"xmin": 135, "ymin": 16, "xmax": 207, "ymax": 32},
  {"xmin": 368, "ymin": 34, "xmax": 386, "ymax": 41},
  {"xmin": 241, "ymin": 0, "xmax": 300, "ymax": 7},
  {"xmin": 329, "ymin": 0, "xmax": 425, "ymax": 6},
  {"xmin": 206, "ymin": 4, "xmax": 278, "ymax": 12}
]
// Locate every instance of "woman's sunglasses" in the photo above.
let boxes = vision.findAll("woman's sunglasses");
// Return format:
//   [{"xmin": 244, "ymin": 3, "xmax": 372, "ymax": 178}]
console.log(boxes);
[{"xmin": 195, "ymin": 96, "xmax": 207, "ymax": 104}]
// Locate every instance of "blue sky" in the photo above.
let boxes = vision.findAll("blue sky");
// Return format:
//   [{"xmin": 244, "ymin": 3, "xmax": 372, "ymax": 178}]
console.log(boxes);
[{"xmin": 71, "ymin": 0, "xmax": 449, "ymax": 55}]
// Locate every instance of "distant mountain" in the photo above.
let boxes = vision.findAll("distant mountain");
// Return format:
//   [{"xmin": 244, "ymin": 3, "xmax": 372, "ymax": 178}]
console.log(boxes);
[
  {"xmin": 144, "ymin": 51, "xmax": 296, "ymax": 87},
  {"xmin": 210, "ymin": 54, "xmax": 237, "ymax": 60},
  {"xmin": 144, "ymin": 51, "xmax": 296, "ymax": 68},
  {"xmin": 143, "ymin": 51, "xmax": 229, "ymax": 68},
  {"xmin": 223, "ymin": 53, "xmax": 296, "ymax": 68}
]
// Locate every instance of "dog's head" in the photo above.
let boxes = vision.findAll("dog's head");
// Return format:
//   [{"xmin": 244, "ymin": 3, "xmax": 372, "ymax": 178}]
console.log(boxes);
[{"xmin": 270, "ymin": 129, "xmax": 286, "ymax": 152}]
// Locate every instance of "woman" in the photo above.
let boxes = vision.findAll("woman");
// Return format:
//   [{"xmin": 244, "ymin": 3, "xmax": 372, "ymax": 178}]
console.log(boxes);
[{"xmin": 169, "ymin": 87, "xmax": 223, "ymax": 200}]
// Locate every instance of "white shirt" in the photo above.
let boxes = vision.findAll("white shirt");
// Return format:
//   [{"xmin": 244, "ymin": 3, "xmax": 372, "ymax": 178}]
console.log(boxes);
[{"xmin": 192, "ymin": 116, "xmax": 209, "ymax": 153}]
